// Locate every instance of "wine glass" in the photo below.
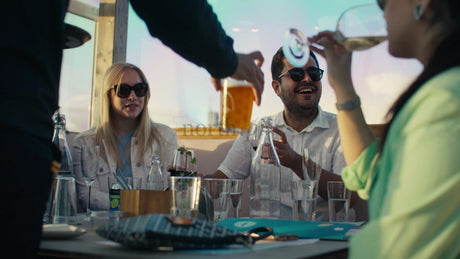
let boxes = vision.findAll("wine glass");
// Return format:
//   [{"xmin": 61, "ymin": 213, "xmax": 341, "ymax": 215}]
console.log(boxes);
[
  {"xmin": 230, "ymin": 179, "xmax": 244, "ymax": 218},
  {"xmin": 283, "ymin": 3, "xmax": 387, "ymax": 67},
  {"xmin": 302, "ymin": 148, "xmax": 323, "ymax": 196},
  {"xmin": 185, "ymin": 149, "xmax": 198, "ymax": 176},
  {"xmin": 248, "ymin": 122, "xmax": 261, "ymax": 150},
  {"xmin": 170, "ymin": 148, "xmax": 188, "ymax": 176},
  {"xmin": 81, "ymin": 145, "xmax": 99, "ymax": 217}
]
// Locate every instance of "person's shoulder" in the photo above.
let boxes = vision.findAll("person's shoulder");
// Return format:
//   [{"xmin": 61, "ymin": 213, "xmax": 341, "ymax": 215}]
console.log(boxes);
[
  {"xmin": 74, "ymin": 128, "xmax": 96, "ymax": 140},
  {"xmin": 415, "ymin": 66, "xmax": 460, "ymax": 103},
  {"xmin": 318, "ymin": 108, "xmax": 338, "ymax": 126},
  {"xmin": 151, "ymin": 121, "xmax": 177, "ymax": 135},
  {"xmin": 72, "ymin": 128, "xmax": 97, "ymax": 147},
  {"xmin": 430, "ymin": 66, "xmax": 460, "ymax": 92}
]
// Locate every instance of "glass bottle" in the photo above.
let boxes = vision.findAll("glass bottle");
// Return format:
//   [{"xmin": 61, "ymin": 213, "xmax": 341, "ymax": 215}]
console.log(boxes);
[
  {"xmin": 250, "ymin": 118, "xmax": 281, "ymax": 219},
  {"xmin": 52, "ymin": 112, "xmax": 73, "ymax": 175},
  {"xmin": 44, "ymin": 111, "xmax": 78, "ymax": 224},
  {"xmin": 146, "ymin": 155, "xmax": 165, "ymax": 191}
]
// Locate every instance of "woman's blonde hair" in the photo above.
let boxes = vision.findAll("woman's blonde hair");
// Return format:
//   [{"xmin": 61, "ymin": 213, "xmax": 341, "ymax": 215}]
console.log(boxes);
[{"xmin": 95, "ymin": 62, "xmax": 162, "ymax": 167}]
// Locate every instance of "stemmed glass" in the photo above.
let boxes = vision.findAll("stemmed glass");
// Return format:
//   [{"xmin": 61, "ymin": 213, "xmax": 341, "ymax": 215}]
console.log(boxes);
[
  {"xmin": 80, "ymin": 145, "xmax": 100, "ymax": 217},
  {"xmin": 248, "ymin": 122, "xmax": 262, "ymax": 150},
  {"xmin": 302, "ymin": 149, "xmax": 322, "ymax": 195},
  {"xmin": 185, "ymin": 150, "xmax": 198, "ymax": 176},
  {"xmin": 301, "ymin": 148, "xmax": 323, "ymax": 220},
  {"xmin": 283, "ymin": 3, "xmax": 387, "ymax": 67},
  {"xmin": 230, "ymin": 179, "xmax": 244, "ymax": 218},
  {"xmin": 170, "ymin": 147, "xmax": 197, "ymax": 176}
]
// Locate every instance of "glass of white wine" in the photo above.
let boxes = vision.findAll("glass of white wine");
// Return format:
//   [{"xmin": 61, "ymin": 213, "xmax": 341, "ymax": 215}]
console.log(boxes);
[{"xmin": 283, "ymin": 3, "xmax": 387, "ymax": 67}]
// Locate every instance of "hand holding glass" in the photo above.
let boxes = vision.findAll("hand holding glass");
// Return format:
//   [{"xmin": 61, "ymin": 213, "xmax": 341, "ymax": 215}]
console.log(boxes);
[
  {"xmin": 220, "ymin": 78, "xmax": 254, "ymax": 132},
  {"xmin": 283, "ymin": 3, "xmax": 387, "ymax": 67}
]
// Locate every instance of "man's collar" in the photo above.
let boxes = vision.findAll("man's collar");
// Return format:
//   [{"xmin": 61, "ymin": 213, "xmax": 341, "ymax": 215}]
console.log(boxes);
[{"xmin": 274, "ymin": 106, "xmax": 331, "ymax": 133}]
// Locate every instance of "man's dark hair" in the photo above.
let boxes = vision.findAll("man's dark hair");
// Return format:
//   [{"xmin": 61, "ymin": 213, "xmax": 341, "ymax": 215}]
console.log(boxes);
[{"xmin": 271, "ymin": 47, "xmax": 320, "ymax": 81}]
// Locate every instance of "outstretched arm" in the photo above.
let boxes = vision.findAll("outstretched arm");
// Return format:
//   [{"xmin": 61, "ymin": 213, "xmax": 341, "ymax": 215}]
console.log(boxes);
[{"xmin": 130, "ymin": 0, "xmax": 264, "ymax": 105}]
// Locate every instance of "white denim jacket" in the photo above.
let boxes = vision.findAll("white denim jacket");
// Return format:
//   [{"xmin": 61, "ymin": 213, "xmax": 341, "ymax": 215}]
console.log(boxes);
[{"xmin": 72, "ymin": 123, "xmax": 178, "ymax": 210}]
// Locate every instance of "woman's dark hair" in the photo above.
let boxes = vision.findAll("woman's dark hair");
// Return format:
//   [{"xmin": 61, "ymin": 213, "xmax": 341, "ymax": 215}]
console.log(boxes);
[
  {"xmin": 271, "ymin": 47, "xmax": 320, "ymax": 81},
  {"xmin": 380, "ymin": 0, "xmax": 460, "ymax": 146}
]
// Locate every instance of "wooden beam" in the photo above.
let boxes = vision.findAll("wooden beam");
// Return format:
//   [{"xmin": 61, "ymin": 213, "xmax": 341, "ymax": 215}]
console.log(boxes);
[
  {"xmin": 90, "ymin": 0, "xmax": 128, "ymax": 127},
  {"xmin": 113, "ymin": 0, "xmax": 128, "ymax": 63}
]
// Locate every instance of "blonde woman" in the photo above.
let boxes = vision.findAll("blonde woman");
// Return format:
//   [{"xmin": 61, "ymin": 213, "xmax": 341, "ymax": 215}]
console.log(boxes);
[{"xmin": 73, "ymin": 62, "xmax": 178, "ymax": 210}]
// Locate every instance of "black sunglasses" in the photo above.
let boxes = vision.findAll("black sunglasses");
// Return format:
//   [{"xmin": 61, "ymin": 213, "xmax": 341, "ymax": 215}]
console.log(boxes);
[
  {"xmin": 377, "ymin": 0, "xmax": 385, "ymax": 10},
  {"xmin": 278, "ymin": 67, "xmax": 324, "ymax": 82},
  {"xmin": 113, "ymin": 83, "xmax": 148, "ymax": 98}
]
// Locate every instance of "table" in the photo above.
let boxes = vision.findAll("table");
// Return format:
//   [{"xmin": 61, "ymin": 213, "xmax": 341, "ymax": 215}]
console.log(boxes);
[{"xmin": 38, "ymin": 226, "xmax": 348, "ymax": 259}]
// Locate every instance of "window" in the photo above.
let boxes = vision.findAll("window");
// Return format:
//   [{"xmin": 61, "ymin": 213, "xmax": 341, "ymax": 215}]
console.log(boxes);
[
  {"xmin": 59, "ymin": 13, "xmax": 96, "ymax": 132},
  {"xmin": 61, "ymin": 0, "xmax": 423, "ymax": 133}
]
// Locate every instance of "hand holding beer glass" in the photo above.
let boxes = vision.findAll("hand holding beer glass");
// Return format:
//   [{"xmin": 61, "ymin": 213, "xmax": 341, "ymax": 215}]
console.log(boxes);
[
  {"xmin": 217, "ymin": 51, "xmax": 264, "ymax": 133},
  {"xmin": 220, "ymin": 77, "xmax": 255, "ymax": 132}
]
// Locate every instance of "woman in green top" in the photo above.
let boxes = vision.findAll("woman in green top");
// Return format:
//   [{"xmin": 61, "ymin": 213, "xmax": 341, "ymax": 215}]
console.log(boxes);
[{"xmin": 309, "ymin": 0, "xmax": 460, "ymax": 258}]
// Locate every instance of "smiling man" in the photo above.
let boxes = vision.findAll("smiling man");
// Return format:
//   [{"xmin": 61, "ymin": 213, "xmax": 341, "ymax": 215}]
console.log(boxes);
[{"xmin": 211, "ymin": 47, "xmax": 350, "ymax": 220}]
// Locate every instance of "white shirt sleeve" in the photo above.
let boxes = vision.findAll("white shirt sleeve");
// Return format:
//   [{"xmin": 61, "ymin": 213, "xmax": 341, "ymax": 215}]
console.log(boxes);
[{"xmin": 217, "ymin": 133, "xmax": 253, "ymax": 179}]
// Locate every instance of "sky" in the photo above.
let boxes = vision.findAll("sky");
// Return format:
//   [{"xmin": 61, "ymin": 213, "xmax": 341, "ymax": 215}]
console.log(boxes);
[{"xmin": 60, "ymin": 0, "xmax": 423, "ymax": 132}]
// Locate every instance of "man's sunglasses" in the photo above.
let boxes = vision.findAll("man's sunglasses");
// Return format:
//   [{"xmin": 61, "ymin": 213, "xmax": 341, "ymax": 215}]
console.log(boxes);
[
  {"xmin": 113, "ymin": 83, "xmax": 148, "ymax": 98},
  {"xmin": 278, "ymin": 67, "xmax": 324, "ymax": 82}
]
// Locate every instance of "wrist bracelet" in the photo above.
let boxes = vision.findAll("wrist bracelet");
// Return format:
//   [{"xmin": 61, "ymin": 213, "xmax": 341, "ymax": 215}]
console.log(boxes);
[{"xmin": 336, "ymin": 97, "xmax": 361, "ymax": 110}]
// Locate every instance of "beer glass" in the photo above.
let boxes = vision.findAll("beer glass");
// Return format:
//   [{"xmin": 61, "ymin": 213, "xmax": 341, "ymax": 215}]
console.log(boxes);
[{"xmin": 220, "ymin": 77, "xmax": 254, "ymax": 132}]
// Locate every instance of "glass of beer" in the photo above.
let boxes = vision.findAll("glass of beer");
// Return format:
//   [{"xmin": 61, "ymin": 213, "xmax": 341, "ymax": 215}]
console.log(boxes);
[{"xmin": 220, "ymin": 77, "xmax": 254, "ymax": 132}]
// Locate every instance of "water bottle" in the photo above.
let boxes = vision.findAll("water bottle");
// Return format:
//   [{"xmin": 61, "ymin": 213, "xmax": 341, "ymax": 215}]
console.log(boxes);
[
  {"xmin": 250, "ymin": 118, "xmax": 281, "ymax": 219},
  {"xmin": 45, "ymin": 111, "xmax": 78, "ymax": 224},
  {"xmin": 146, "ymin": 155, "xmax": 165, "ymax": 191},
  {"xmin": 51, "ymin": 112, "xmax": 73, "ymax": 175}
]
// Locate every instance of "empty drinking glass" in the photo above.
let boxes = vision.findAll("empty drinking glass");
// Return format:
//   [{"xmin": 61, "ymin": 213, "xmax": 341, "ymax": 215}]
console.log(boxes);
[
  {"xmin": 292, "ymin": 179, "xmax": 317, "ymax": 221},
  {"xmin": 80, "ymin": 145, "xmax": 99, "ymax": 215},
  {"xmin": 327, "ymin": 181, "xmax": 351, "ymax": 222},
  {"xmin": 170, "ymin": 176, "xmax": 201, "ymax": 218},
  {"xmin": 50, "ymin": 172, "xmax": 79, "ymax": 224},
  {"xmin": 203, "ymin": 179, "xmax": 231, "ymax": 222}
]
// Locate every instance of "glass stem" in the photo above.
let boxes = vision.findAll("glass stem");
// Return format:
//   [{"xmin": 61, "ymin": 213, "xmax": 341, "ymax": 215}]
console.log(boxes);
[{"xmin": 87, "ymin": 185, "xmax": 91, "ymax": 214}]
